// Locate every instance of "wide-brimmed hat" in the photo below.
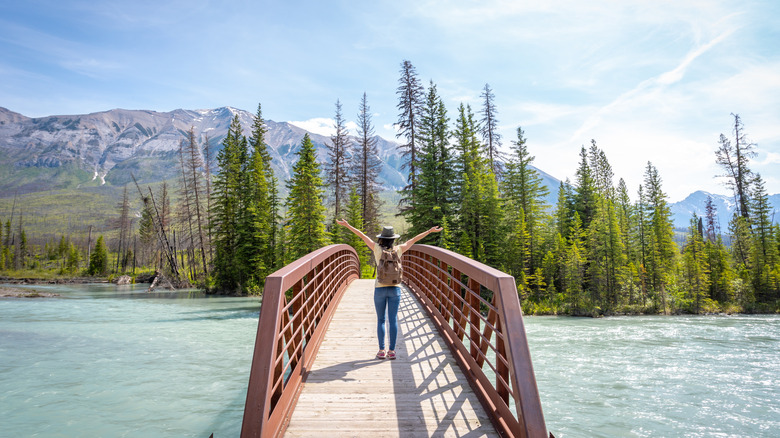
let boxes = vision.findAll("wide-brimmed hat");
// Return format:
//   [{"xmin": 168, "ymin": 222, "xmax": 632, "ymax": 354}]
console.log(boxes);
[{"xmin": 376, "ymin": 226, "xmax": 400, "ymax": 240}]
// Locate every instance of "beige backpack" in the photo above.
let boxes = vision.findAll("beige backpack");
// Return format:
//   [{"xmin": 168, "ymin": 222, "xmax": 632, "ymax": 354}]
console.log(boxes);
[{"xmin": 376, "ymin": 248, "xmax": 402, "ymax": 285}]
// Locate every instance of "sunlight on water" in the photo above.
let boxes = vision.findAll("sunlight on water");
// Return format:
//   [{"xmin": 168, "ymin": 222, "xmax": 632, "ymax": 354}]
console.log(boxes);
[
  {"xmin": 524, "ymin": 315, "xmax": 780, "ymax": 438},
  {"xmin": 2, "ymin": 284, "xmax": 778, "ymax": 437}
]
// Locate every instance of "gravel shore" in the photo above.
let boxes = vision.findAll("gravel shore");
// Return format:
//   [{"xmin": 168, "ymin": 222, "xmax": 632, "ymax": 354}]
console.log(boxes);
[{"xmin": 0, "ymin": 287, "xmax": 60, "ymax": 298}]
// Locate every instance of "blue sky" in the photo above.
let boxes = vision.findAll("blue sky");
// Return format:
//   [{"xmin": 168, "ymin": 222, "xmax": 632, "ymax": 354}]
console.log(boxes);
[{"xmin": 1, "ymin": 0, "xmax": 779, "ymax": 202}]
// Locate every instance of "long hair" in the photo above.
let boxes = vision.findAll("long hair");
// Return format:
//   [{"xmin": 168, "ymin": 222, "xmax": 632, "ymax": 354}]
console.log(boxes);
[{"xmin": 378, "ymin": 237, "xmax": 395, "ymax": 250}]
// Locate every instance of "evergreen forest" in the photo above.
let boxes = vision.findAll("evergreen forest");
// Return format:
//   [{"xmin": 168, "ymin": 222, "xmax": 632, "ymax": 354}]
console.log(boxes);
[{"xmin": 1, "ymin": 60, "xmax": 778, "ymax": 315}]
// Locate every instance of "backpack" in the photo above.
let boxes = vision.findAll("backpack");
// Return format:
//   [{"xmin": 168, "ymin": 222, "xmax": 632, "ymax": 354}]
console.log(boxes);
[{"xmin": 377, "ymin": 248, "xmax": 403, "ymax": 285}]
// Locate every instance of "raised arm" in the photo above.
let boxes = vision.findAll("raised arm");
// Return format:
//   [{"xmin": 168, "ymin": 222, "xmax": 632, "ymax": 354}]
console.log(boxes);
[
  {"xmin": 399, "ymin": 226, "xmax": 443, "ymax": 253},
  {"xmin": 336, "ymin": 219, "xmax": 375, "ymax": 251}
]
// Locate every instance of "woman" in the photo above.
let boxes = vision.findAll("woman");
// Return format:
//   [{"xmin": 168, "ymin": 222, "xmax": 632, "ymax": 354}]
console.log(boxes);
[{"xmin": 336, "ymin": 220, "xmax": 442, "ymax": 360}]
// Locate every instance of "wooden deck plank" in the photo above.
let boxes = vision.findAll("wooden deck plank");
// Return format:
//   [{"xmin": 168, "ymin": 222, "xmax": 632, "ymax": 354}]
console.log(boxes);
[{"xmin": 285, "ymin": 279, "xmax": 498, "ymax": 437}]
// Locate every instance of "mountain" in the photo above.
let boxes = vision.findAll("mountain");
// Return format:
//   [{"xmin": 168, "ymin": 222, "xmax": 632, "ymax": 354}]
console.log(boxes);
[
  {"xmin": 9, "ymin": 105, "xmax": 775, "ymax": 231},
  {"xmin": 668, "ymin": 190, "xmax": 780, "ymax": 230},
  {"xmin": 0, "ymin": 106, "xmax": 406, "ymax": 196}
]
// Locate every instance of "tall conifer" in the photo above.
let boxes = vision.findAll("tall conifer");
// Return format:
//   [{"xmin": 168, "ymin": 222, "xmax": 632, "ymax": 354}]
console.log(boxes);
[
  {"xmin": 352, "ymin": 93, "xmax": 383, "ymax": 237},
  {"xmin": 479, "ymin": 83, "xmax": 503, "ymax": 176},
  {"xmin": 502, "ymin": 127, "xmax": 549, "ymax": 275},
  {"xmin": 325, "ymin": 99, "xmax": 351, "ymax": 226},
  {"xmin": 211, "ymin": 115, "xmax": 248, "ymax": 292},
  {"xmin": 396, "ymin": 60, "xmax": 424, "ymax": 208},
  {"xmin": 285, "ymin": 134, "xmax": 328, "ymax": 260},
  {"xmin": 406, "ymin": 81, "xmax": 452, "ymax": 241}
]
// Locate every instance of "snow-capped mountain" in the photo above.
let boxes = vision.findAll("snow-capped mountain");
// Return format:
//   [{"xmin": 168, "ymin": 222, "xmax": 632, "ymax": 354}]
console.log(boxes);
[{"xmin": 668, "ymin": 190, "xmax": 780, "ymax": 230}]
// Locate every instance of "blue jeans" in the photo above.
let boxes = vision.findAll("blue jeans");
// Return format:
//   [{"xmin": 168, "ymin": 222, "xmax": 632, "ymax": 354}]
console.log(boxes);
[{"xmin": 374, "ymin": 286, "xmax": 401, "ymax": 350}]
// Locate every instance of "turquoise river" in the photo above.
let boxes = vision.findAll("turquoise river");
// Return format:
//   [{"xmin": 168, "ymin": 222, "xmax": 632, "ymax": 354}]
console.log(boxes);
[{"xmin": 1, "ymin": 283, "xmax": 778, "ymax": 437}]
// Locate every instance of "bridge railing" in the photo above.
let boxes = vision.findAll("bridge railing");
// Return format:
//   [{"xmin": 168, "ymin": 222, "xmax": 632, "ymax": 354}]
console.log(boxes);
[
  {"xmin": 403, "ymin": 244, "xmax": 550, "ymax": 438},
  {"xmin": 241, "ymin": 244, "xmax": 360, "ymax": 438}
]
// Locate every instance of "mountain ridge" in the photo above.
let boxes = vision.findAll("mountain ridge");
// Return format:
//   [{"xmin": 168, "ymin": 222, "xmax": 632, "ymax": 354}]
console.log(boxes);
[{"xmin": 0, "ymin": 106, "xmax": 406, "ymax": 194}]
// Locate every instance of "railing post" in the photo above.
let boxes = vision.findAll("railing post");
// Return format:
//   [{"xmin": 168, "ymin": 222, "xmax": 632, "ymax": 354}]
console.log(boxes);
[{"xmin": 468, "ymin": 277, "xmax": 481, "ymax": 360}]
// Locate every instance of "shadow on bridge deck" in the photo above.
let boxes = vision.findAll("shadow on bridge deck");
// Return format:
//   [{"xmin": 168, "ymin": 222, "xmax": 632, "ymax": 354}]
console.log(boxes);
[{"xmin": 285, "ymin": 279, "xmax": 497, "ymax": 437}]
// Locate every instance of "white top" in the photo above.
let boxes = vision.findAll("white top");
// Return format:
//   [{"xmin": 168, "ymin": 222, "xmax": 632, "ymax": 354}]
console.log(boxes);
[{"xmin": 373, "ymin": 245, "xmax": 404, "ymax": 287}]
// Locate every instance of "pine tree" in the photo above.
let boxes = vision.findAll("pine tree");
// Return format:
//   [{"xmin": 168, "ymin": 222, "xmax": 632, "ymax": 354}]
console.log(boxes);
[
  {"xmin": 704, "ymin": 195, "xmax": 721, "ymax": 243},
  {"xmin": 396, "ymin": 60, "xmax": 424, "ymax": 207},
  {"xmin": 1, "ymin": 219, "xmax": 11, "ymax": 270},
  {"xmin": 565, "ymin": 213, "xmax": 586, "ymax": 312},
  {"xmin": 728, "ymin": 213, "xmax": 752, "ymax": 270},
  {"xmin": 682, "ymin": 214, "xmax": 710, "ymax": 313},
  {"xmin": 502, "ymin": 127, "xmax": 549, "ymax": 276},
  {"xmin": 642, "ymin": 162, "xmax": 676, "ymax": 313},
  {"xmin": 343, "ymin": 186, "xmax": 370, "ymax": 271},
  {"xmin": 454, "ymin": 103, "xmax": 503, "ymax": 264},
  {"xmin": 452, "ymin": 103, "xmax": 479, "ymax": 256},
  {"xmin": 749, "ymin": 174, "xmax": 778, "ymax": 300},
  {"xmin": 616, "ymin": 178, "xmax": 637, "ymax": 267},
  {"xmin": 406, "ymin": 81, "xmax": 452, "ymax": 241},
  {"xmin": 504, "ymin": 206, "xmax": 531, "ymax": 282},
  {"xmin": 352, "ymin": 92, "xmax": 383, "ymax": 237},
  {"xmin": 267, "ymin": 172, "xmax": 282, "ymax": 272},
  {"xmin": 325, "ymin": 99, "xmax": 351, "ymax": 225},
  {"xmin": 17, "ymin": 226, "xmax": 27, "ymax": 270},
  {"xmin": 184, "ymin": 127, "xmax": 209, "ymax": 279},
  {"xmin": 285, "ymin": 134, "xmax": 328, "ymax": 260},
  {"xmin": 586, "ymin": 143, "xmax": 624, "ymax": 310},
  {"xmin": 65, "ymin": 242, "xmax": 80, "ymax": 273},
  {"xmin": 705, "ymin": 231, "xmax": 732, "ymax": 303},
  {"xmin": 88, "ymin": 235, "xmax": 108, "ymax": 276},
  {"xmin": 479, "ymin": 83, "xmax": 503, "ymax": 176},
  {"xmin": 438, "ymin": 215, "xmax": 454, "ymax": 250},
  {"xmin": 574, "ymin": 145, "xmax": 596, "ymax": 229},
  {"xmin": 716, "ymin": 113, "xmax": 755, "ymax": 220},
  {"xmin": 114, "ymin": 186, "xmax": 132, "ymax": 273},
  {"xmin": 211, "ymin": 115, "xmax": 249, "ymax": 292},
  {"xmin": 481, "ymin": 170, "xmax": 504, "ymax": 268},
  {"xmin": 203, "ymin": 134, "xmax": 215, "ymax": 265},
  {"xmin": 554, "ymin": 181, "xmax": 574, "ymax": 239},
  {"xmin": 241, "ymin": 103, "xmax": 275, "ymax": 288},
  {"xmin": 138, "ymin": 199, "xmax": 156, "ymax": 267}
]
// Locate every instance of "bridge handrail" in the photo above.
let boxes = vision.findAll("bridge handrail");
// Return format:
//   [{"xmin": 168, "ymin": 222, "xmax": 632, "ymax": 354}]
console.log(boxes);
[
  {"xmin": 241, "ymin": 244, "xmax": 360, "ymax": 438},
  {"xmin": 403, "ymin": 244, "xmax": 549, "ymax": 438}
]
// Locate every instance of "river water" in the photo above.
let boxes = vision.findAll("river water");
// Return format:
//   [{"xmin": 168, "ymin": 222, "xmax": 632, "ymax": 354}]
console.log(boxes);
[{"xmin": 1, "ymin": 284, "xmax": 778, "ymax": 437}]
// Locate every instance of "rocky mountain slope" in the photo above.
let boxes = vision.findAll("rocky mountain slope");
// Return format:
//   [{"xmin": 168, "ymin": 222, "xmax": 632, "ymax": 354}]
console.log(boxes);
[
  {"xmin": 0, "ymin": 106, "xmax": 405, "ymax": 195},
  {"xmin": 668, "ymin": 190, "xmax": 780, "ymax": 230}
]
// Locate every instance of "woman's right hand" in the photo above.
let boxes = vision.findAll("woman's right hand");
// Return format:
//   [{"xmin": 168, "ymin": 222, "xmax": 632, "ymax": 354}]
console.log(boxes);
[{"xmin": 336, "ymin": 219, "xmax": 348, "ymax": 227}]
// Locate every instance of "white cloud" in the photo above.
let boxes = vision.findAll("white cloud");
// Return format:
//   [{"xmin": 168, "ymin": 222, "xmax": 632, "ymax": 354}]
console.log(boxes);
[
  {"xmin": 289, "ymin": 118, "xmax": 361, "ymax": 137},
  {"xmin": 656, "ymin": 27, "xmax": 736, "ymax": 85},
  {"xmin": 757, "ymin": 152, "xmax": 780, "ymax": 165},
  {"xmin": 289, "ymin": 118, "xmax": 337, "ymax": 137}
]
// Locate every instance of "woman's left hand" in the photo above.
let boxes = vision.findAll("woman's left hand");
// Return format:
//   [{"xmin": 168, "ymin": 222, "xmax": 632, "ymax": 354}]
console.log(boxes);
[{"xmin": 430, "ymin": 226, "xmax": 443, "ymax": 233}]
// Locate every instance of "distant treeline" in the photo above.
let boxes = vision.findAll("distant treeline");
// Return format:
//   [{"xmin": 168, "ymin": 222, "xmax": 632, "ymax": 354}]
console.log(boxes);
[{"xmin": 1, "ymin": 60, "xmax": 778, "ymax": 314}]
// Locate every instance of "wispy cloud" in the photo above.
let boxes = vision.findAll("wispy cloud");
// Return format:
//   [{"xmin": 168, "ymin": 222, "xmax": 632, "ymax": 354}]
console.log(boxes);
[
  {"xmin": 289, "ymin": 118, "xmax": 359, "ymax": 137},
  {"xmin": 0, "ymin": 19, "xmax": 123, "ymax": 78}
]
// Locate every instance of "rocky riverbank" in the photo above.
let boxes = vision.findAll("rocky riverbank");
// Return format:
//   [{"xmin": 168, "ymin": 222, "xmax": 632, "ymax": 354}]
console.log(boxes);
[
  {"xmin": 0, "ymin": 286, "xmax": 60, "ymax": 298},
  {"xmin": 0, "ymin": 276, "xmax": 107, "ymax": 285}
]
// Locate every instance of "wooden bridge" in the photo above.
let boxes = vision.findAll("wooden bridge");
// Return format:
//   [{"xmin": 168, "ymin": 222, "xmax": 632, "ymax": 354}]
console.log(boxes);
[{"xmin": 241, "ymin": 244, "xmax": 552, "ymax": 438}]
